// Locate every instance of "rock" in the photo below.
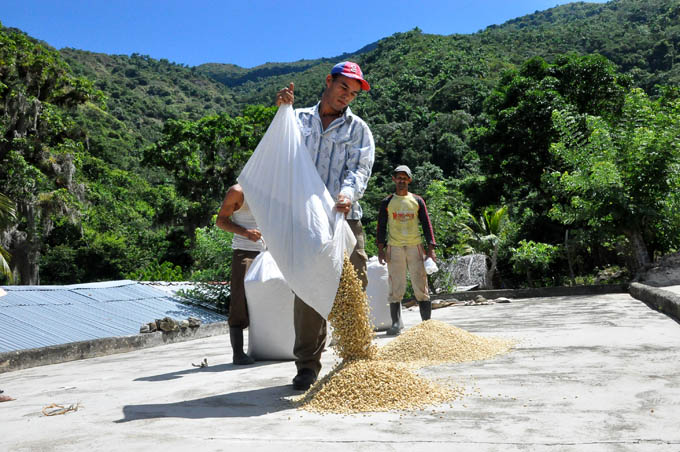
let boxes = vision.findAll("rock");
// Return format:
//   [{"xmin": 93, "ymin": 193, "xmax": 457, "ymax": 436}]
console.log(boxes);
[
  {"xmin": 595, "ymin": 267, "xmax": 627, "ymax": 284},
  {"xmin": 158, "ymin": 317, "xmax": 179, "ymax": 332},
  {"xmin": 637, "ymin": 253, "xmax": 680, "ymax": 286},
  {"xmin": 431, "ymin": 254, "xmax": 488, "ymax": 293},
  {"xmin": 187, "ymin": 317, "xmax": 202, "ymax": 328},
  {"xmin": 191, "ymin": 358, "xmax": 208, "ymax": 368},
  {"xmin": 139, "ymin": 324, "xmax": 150, "ymax": 334},
  {"xmin": 179, "ymin": 320, "xmax": 189, "ymax": 329},
  {"xmin": 147, "ymin": 322, "xmax": 158, "ymax": 332},
  {"xmin": 494, "ymin": 297, "xmax": 511, "ymax": 303}
]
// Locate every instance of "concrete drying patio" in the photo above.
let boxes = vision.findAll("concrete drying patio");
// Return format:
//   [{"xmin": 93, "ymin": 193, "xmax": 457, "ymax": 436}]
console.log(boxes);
[{"xmin": 1, "ymin": 290, "xmax": 679, "ymax": 451}]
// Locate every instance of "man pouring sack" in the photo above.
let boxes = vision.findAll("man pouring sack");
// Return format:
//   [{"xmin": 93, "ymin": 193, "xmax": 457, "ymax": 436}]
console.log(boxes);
[{"xmin": 276, "ymin": 61, "xmax": 375, "ymax": 390}]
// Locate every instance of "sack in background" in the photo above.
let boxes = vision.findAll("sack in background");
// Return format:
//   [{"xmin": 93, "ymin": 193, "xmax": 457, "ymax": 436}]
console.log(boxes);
[
  {"xmin": 366, "ymin": 256, "xmax": 403, "ymax": 331},
  {"xmin": 244, "ymin": 251, "xmax": 295, "ymax": 360}
]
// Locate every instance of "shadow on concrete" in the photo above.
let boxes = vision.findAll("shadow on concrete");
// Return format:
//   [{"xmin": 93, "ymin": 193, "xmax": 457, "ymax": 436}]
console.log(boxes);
[
  {"xmin": 115, "ymin": 384, "xmax": 295, "ymax": 422},
  {"xmin": 134, "ymin": 361, "xmax": 284, "ymax": 382}
]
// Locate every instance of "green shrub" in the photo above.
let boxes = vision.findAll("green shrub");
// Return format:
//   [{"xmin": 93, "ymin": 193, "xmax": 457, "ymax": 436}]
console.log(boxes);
[
  {"xmin": 178, "ymin": 282, "xmax": 230, "ymax": 315},
  {"xmin": 189, "ymin": 219, "xmax": 233, "ymax": 282},
  {"xmin": 127, "ymin": 261, "xmax": 184, "ymax": 281},
  {"xmin": 510, "ymin": 240, "xmax": 561, "ymax": 287}
]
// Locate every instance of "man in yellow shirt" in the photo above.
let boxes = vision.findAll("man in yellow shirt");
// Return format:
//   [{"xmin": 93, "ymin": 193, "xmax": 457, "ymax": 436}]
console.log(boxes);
[{"xmin": 377, "ymin": 165, "xmax": 437, "ymax": 335}]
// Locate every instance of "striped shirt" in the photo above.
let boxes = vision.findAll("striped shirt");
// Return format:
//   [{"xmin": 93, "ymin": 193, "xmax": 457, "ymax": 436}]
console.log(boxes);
[{"xmin": 294, "ymin": 103, "xmax": 375, "ymax": 220}]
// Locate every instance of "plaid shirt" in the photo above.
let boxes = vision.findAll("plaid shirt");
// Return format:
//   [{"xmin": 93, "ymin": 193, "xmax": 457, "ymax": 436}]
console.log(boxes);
[{"xmin": 294, "ymin": 103, "xmax": 375, "ymax": 220}]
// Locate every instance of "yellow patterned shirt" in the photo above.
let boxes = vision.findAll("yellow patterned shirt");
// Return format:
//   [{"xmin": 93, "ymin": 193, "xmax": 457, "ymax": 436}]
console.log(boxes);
[
  {"xmin": 386, "ymin": 193, "xmax": 423, "ymax": 246},
  {"xmin": 377, "ymin": 192, "xmax": 436, "ymax": 248}
]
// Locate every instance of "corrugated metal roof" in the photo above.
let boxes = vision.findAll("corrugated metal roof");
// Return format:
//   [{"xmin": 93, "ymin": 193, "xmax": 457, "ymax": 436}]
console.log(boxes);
[{"xmin": 0, "ymin": 280, "xmax": 227, "ymax": 353}]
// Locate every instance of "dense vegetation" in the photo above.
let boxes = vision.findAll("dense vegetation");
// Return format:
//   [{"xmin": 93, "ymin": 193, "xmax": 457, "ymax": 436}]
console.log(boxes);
[{"xmin": 2, "ymin": 0, "xmax": 680, "ymax": 289}]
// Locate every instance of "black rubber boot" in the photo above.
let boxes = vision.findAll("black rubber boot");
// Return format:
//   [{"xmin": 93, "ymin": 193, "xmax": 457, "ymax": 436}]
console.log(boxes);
[
  {"xmin": 230, "ymin": 327, "xmax": 255, "ymax": 365},
  {"xmin": 292, "ymin": 368, "xmax": 317, "ymax": 390},
  {"xmin": 386, "ymin": 302, "xmax": 402, "ymax": 336},
  {"xmin": 419, "ymin": 301, "xmax": 432, "ymax": 321}
]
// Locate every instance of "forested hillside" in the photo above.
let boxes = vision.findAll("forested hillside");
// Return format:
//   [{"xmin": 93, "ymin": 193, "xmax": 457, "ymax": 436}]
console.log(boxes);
[
  {"xmin": 60, "ymin": 49, "xmax": 239, "ymax": 170},
  {"xmin": 2, "ymin": 0, "xmax": 680, "ymax": 290}
]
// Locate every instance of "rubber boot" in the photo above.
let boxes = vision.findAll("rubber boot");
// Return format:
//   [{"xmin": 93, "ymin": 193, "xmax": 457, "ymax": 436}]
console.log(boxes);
[
  {"xmin": 419, "ymin": 300, "xmax": 432, "ymax": 321},
  {"xmin": 292, "ymin": 368, "xmax": 317, "ymax": 390},
  {"xmin": 386, "ymin": 302, "xmax": 402, "ymax": 336},
  {"xmin": 230, "ymin": 327, "xmax": 255, "ymax": 365}
]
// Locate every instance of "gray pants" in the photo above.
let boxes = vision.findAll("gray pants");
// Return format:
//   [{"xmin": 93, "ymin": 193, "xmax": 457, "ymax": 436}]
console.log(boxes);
[
  {"xmin": 387, "ymin": 244, "xmax": 430, "ymax": 303},
  {"xmin": 293, "ymin": 219, "xmax": 368, "ymax": 375},
  {"xmin": 229, "ymin": 249, "xmax": 260, "ymax": 329}
]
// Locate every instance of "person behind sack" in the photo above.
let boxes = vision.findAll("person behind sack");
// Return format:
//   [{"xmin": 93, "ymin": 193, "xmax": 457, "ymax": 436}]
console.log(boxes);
[
  {"xmin": 216, "ymin": 183, "xmax": 265, "ymax": 365},
  {"xmin": 275, "ymin": 61, "xmax": 375, "ymax": 390},
  {"xmin": 377, "ymin": 165, "xmax": 437, "ymax": 336}
]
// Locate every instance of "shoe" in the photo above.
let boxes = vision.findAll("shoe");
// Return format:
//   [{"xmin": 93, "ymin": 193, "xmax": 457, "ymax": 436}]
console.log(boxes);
[
  {"xmin": 419, "ymin": 300, "xmax": 432, "ymax": 321},
  {"xmin": 386, "ymin": 302, "xmax": 402, "ymax": 336},
  {"xmin": 233, "ymin": 353, "xmax": 255, "ymax": 365},
  {"xmin": 292, "ymin": 368, "xmax": 317, "ymax": 390},
  {"xmin": 230, "ymin": 327, "xmax": 255, "ymax": 365}
]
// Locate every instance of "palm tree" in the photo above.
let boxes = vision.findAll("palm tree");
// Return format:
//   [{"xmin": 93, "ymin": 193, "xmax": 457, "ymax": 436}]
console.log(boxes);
[
  {"xmin": 460, "ymin": 206, "xmax": 508, "ymax": 289},
  {"xmin": 0, "ymin": 193, "xmax": 16, "ymax": 283}
]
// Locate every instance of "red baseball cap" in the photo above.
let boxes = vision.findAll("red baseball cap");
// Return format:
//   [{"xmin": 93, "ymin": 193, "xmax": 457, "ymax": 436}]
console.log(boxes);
[{"xmin": 330, "ymin": 61, "xmax": 370, "ymax": 91}]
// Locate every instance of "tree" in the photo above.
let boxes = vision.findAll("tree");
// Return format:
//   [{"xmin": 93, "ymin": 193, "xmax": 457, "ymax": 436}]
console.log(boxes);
[
  {"xmin": 471, "ymin": 53, "xmax": 633, "ymax": 278},
  {"xmin": 422, "ymin": 179, "xmax": 471, "ymax": 258},
  {"xmin": 545, "ymin": 88, "xmax": 680, "ymax": 271},
  {"xmin": 460, "ymin": 206, "xmax": 509, "ymax": 288},
  {"xmin": 510, "ymin": 240, "xmax": 561, "ymax": 287},
  {"xmin": 143, "ymin": 105, "xmax": 276, "ymax": 233},
  {"xmin": 0, "ymin": 26, "xmax": 98, "ymax": 284},
  {"xmin": 0, "ymin": 193, "xmax": 16, "ymax": 282},
  {"xmin": 189, "ymin": 216, "xmax": 234, "ymax": 282},
  {"xmin": 38, "ymin": 155, "xmax": 190, "ymax": 284},
  {"xmin": 477, "ymin": 54, "xmax": 630, "ymax": 204}
]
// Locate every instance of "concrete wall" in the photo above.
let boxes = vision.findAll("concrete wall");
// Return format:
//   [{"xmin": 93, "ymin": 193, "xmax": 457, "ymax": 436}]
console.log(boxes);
[
  {"xmin": 0, "ymin": 321, "xmax": 229, "ymax": 374},
  {"xmin": 629, "ymin": 282, "xmax": 680, "ymax": 321},
  {"xmin": 438, "ymin": 284, "xmax": 629, "ymax": 301}
]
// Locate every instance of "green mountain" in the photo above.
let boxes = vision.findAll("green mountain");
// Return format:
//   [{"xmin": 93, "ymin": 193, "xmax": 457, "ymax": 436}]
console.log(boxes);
[
  {"xmin": 187, "ymin": 1, "xmax": 679, "ymax": 110},
  {"xmin": 61, "ymin": 49, "xmax": 239, "ymax": 138},
  {"xmin": 57, "ymin": 0, "xmax": 680, "ymax": 163},
  {"xmin": 59, "ymin": 49, "xmax": 240, "ymax": 170},
  {"xmin": 195, "ymin": 42, "xmax": 379, "ymax": 106},
  {"xmin": 474, "ymin": 0, "xmax": 680, "ymax": 89}
]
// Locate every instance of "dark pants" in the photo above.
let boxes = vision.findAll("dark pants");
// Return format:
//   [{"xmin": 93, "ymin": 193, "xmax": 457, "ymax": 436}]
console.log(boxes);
[
  {"xmin": 229, "ymin": 249, "xmax": 260, "ymax": 329},
  {"xmin": 293, "ymin": 219, "xmax": 368, "ymax": 375}
]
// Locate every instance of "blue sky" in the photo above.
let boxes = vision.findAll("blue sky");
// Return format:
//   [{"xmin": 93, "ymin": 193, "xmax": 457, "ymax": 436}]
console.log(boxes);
[{"xmin": 2, "ymin": 0, "xmax": 606, "ymax": 68}]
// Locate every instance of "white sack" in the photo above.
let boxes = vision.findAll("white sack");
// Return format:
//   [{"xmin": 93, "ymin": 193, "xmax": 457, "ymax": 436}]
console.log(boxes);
[
  {"xmin": 244, "ymin": 251, "xmax": 296, "ymax": 360},
  {"xmin": 238, "ymin": 104, "xmax": 355, "ymax": 320},
  {"xmin": 366, "ymin": 256, "xmax": 402, "ymax": 331}
]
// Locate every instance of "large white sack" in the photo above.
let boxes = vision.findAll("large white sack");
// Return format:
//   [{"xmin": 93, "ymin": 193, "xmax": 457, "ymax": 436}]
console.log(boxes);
[
  {"xmin": 366, "ymin": 256, "xmax": 403, "ymax": 331},
  {"xmin": 244, "ymin": 251, "xmax": 296, "ymax": 360},
  {"xmin": 238, "ymin": 104, "xmax": 355, "ymax": 320}
]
